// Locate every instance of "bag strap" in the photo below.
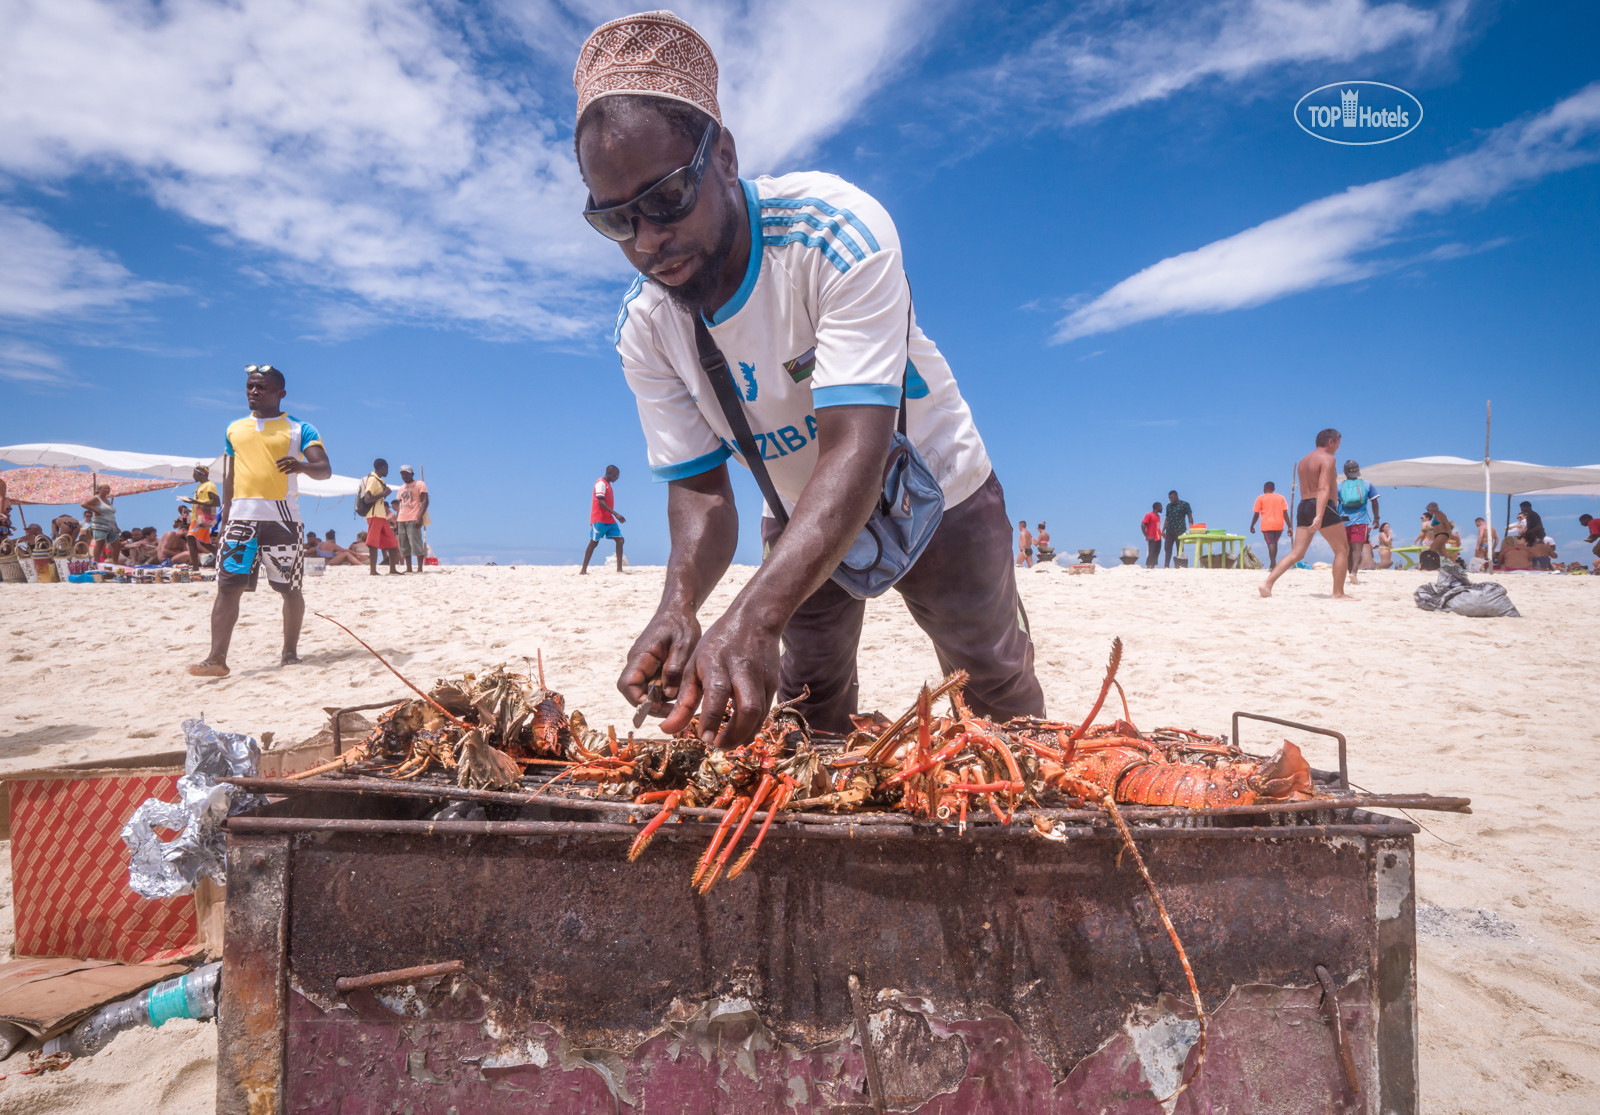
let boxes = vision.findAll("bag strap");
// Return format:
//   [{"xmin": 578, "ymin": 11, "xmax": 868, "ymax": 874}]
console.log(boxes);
[
  {"xmin": 692, "ymin": 296, "xmax": 916, "ymax": 526},
  {"xmin": 694, "ymin": 314, "xmax": 790, "ymax": 527}
]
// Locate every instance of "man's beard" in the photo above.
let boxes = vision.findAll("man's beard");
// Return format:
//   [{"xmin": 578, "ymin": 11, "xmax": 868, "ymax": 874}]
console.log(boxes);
[{"xmin": 656, "ymin": 206, "xmax": 740, "ymax": 314}]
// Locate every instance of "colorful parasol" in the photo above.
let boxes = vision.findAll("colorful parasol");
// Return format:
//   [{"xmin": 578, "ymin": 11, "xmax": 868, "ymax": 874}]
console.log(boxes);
[{"xmin": 1, "ymin": 467, "xmax": 184, "ymax": 506}]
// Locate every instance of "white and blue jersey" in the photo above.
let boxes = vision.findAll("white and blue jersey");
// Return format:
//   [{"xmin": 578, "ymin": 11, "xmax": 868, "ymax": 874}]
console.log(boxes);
[{"xmin": 615, "ymin": 171, "xmax": 992, "ymax": 515}]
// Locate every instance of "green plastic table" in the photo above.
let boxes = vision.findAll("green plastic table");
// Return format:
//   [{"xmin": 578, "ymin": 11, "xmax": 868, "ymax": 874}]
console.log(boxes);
[
  {"xmin": 1391, "ymin": 545, "xmax": 1462, "ymax": 569},
  {"xmin": 1177, "ymin": 531, "xmax": 1247, "ymax": 569}
]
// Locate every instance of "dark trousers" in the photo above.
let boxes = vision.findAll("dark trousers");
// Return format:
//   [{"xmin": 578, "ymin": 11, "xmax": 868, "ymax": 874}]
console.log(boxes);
[
  {"xmin": 1145, "ymin": 538, "xmax": 1160, "ymax": 568},
  {"xmin": 761, "ymin": 471, "xmax": 1045, "ymax": 733},
  {"xmin": 1163, "ymin": 532, "xmax": 1182, "ymax": 567}
]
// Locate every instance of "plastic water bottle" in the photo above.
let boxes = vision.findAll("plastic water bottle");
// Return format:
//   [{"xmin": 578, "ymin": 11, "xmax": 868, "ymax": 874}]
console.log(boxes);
[{"xmin": 42, "ymin": 963, "xmax": 221, "ymax": 1058}]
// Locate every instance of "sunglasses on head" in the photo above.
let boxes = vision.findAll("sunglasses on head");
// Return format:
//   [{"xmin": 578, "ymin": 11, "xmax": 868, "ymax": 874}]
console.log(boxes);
[
  {"xmin": 583, "ymin": 120, "xmax": 719, "ymax": 242},
  {"xmin": 245, "ymin": 364, "xmax": 279, "ymax": 375}
]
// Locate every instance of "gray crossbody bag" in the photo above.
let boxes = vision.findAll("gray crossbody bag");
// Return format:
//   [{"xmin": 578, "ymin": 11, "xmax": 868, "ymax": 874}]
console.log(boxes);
[{"xmin": 692, "ymin": 312, "xmax": 944, "ymax": 599}]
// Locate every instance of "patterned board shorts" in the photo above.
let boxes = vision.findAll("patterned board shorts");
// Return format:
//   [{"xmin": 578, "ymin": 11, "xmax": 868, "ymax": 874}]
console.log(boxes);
[{"xmin": 218, "ymin": 519, "xmax": 303, "ymax": 593}]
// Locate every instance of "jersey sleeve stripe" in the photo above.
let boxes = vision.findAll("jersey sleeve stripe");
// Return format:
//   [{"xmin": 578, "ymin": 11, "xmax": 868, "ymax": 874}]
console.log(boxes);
[
  {"xmin": 761, "ymin": 231, "xmax": 852, "ymax": 274},
  {"xmin": 758, "ymin": 213, "xmax": 867, "ymax": 261},
  {"xmin": 650, "ymin": 444, "xmax": 732, "ymax": 482},
  {"xmin": 613, "ymin": 273, "xmax": 647, "ymax": 345},
  {"xmin": 759, "ymin": 196, "xmax": 881, "ymax": 253},
  {"xmin": 813, "ymin": 383, "xmax": 901, "ymax": 409}
]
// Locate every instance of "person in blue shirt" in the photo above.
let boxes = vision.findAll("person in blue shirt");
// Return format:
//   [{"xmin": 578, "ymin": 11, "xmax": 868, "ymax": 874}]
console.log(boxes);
[{"xmin": 1336, "ymin": 461, "xmax": 1379, "ymax": 583}]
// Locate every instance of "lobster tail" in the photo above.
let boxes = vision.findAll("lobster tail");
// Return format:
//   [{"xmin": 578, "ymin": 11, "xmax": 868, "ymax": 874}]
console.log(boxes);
[{"xmin": 1253, "ymin": 740, "xmax": 1314, "ymax": 801}]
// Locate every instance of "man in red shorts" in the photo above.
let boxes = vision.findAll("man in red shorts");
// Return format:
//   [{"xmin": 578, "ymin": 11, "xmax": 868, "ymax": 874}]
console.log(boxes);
[{"xmin": 359, "ymin": 459, "xmax": 400, "ymax": 575}]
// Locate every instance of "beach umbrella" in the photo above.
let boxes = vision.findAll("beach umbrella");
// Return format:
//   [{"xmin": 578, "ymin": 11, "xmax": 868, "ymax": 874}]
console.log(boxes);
[{"xmin": 1, "ymin": 467, "xmax": 182, "ymax": 513}]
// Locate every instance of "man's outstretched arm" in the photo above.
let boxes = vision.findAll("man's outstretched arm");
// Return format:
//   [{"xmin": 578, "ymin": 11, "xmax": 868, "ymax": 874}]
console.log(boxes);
[
  {"xmin": 618, "ymin": 464, "xmax": 740, "ymax": 711},
  {"xmin": 661, "ymin": 404, "xmax": 896, "ymax": 747}
]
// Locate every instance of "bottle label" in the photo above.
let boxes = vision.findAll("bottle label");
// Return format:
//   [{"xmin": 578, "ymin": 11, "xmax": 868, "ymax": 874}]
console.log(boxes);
[{"xmin": 146, "ymin": 977, "xmax": 192, "ymax": 1027}]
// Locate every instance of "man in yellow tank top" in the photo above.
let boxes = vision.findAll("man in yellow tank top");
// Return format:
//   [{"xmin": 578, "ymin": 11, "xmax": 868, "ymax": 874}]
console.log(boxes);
[{"xmin": 189, "ymin": 365, "xmax": 332, "ymax": 678}]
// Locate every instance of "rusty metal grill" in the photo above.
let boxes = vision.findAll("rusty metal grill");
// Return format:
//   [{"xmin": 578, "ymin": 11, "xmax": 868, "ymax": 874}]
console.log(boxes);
[{"xmin": 226, "ymin": 708, "xmax": 1466, "ymax": 843}]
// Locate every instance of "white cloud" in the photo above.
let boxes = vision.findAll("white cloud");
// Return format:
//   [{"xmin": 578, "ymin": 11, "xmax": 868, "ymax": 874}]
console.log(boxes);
[
  {"xmin": 0, "ymin": 0, "xmax": 941, "ymax": 339},
  {"xmin": 0, "ymin": 340, "xmax": 74, "ymax": 385},
  {"xmin": 1055, "ymin": 82, "xmax": 1600, "ymax": 341},
  {"xmin": 0, "ymin": 206, "xmax": 164, "ymax": 318},
  {"xmin": 976, "ymin": 0, "xmax": 1470, "ymax": 125}
]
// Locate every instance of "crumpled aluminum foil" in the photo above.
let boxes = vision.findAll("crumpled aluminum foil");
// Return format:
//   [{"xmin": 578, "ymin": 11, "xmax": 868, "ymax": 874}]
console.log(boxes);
[{"xmin": 123, "ymin": 718, "xmax": 266, "ymax": 899}]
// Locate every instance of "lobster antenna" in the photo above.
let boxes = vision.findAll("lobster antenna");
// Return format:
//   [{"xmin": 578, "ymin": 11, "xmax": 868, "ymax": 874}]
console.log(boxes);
[
  {"xmin": 314, "ymin": 612, "xmax": 470, "ymax": 730},
  {"xmin": 1069, "ymin": 637, "xmax": 1123, "ymax": 743},
  {"xmin": 1100, "ymin": 793, "xmax": 1207, "ymax": 1100}
]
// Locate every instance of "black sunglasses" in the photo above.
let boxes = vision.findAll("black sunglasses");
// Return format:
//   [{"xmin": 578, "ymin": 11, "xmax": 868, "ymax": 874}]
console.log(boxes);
[{"xmin": 583, "ymin": 120, "xmax": 719, "ymax": 242}]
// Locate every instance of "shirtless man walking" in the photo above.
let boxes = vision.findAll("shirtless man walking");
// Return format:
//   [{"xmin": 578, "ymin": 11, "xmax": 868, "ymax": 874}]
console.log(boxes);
[{"xmin": 1260, "ymin": 428, "xmax": 1353, "ymax": 599}]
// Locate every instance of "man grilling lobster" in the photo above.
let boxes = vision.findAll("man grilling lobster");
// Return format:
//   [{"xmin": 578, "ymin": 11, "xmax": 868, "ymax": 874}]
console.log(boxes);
[{"xmin": 575, "ymin": 11, "xmax": 1044, "ymax": 748}]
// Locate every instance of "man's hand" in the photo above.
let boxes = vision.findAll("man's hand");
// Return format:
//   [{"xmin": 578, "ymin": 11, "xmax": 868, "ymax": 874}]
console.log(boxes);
[
  {"xmin": 618, "ymin": 605, "xmax": 702, "ymax": 715},
  {"xmin": 661, "ymin": 606, "xmax": 781, "ymax": 745},
  {"xmin": 616, "ymin": 514, "xmax": 626, "ymax": 524}
]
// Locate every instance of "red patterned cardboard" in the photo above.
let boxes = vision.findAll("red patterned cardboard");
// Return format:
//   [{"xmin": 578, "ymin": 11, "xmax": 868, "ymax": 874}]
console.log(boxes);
[{"xmin": 9, "ymin": 777, "xmax": 198, "ymax": 962}]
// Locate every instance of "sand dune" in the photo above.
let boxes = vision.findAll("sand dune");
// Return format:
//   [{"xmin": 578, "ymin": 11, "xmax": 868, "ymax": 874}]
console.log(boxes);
[{"xmin": 0, "ymin": 562, "xmax": 1596, "ymax": 1112}]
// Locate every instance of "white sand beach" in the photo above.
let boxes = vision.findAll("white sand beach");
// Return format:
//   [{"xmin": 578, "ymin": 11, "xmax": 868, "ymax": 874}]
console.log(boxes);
[{"xmin": 0, "ymin": 563, "xmax": 1596, "ymax": 1112}]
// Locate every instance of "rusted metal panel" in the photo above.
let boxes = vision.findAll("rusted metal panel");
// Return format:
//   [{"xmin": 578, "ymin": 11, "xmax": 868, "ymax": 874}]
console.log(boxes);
[
  {"xmin": 1373, "ymin": 839, "xmax": 1418, "ymax": 1115},
  {"xmin": 219, "ymin": 782, "xmax": 1418, "ymax": 1112},
  {"xmin": 217, "ymin": 834, "xmax": 289, "ymax": 1115}
]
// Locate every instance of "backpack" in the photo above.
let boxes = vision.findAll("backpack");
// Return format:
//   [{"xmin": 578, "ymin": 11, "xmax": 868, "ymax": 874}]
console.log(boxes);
[
  {"xmin": 355, "ymin": 474, "xmax": 380, "ymax": 518},
  {"xmin": 1338, "ymin": 478, "xmax": 1367, "ymax": 511}
]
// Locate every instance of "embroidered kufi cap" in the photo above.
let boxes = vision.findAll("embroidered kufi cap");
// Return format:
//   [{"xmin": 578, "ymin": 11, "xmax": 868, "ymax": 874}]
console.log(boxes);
[{"xmin": 573, "ymin": 10, "xmax": 721, "ymax": 124}]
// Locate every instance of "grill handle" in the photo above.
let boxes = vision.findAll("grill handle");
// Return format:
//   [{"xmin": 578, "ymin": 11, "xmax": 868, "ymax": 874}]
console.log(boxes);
[{"xmin": 1231, "ymin": 712, "xmax": 1347, "ymax": 790}]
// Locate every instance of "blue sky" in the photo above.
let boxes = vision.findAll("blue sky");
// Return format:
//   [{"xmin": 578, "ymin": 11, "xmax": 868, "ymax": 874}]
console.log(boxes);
[{"xmin": 3, "ymin": 0, "xmax": 1597, "ymax": 564}]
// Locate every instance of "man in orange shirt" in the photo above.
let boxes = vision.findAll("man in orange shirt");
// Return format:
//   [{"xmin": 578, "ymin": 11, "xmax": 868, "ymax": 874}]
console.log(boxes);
[{"xmin": 1249, "ymin": 481, "xmax": 1290, "ymax": 568}]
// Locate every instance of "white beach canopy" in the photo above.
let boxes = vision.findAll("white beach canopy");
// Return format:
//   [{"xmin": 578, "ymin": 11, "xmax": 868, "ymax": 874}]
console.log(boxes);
[
  {"xmin": 1361, "ymin": 456, "xmax": 1600, "ymax": 493},
  {"xmin": 1362, "ymin": 449, "xmax": 1600, "ymax": 570},
  {"xmin": 0, "ymin": 442, "xmax": 364, "ymax": 500},
  {"xmin": 1524, "ymin": 466, "xmax": 1600, "ymax": 498}
]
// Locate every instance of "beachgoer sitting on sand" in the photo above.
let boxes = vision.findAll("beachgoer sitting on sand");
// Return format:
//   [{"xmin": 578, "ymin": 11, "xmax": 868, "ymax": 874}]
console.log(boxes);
[
  {"xmin": 1498, "ymin": 535, "xmax": 1532, "ymax": 570},
  {"xmin": 190, "ymin": 363, "xmax": 332, "ymax": 678},
  {"xmin": 303, "ymin": 530, "xmax": 322, "ymax": 557},
  {"xmin": 316, "ymin": 529, "xmax": 348, "ymax": 562},
  {"xmin": 329, "ymin": 530, "xmax": 367, "ymax": 566},
  {"xmin": 124, "ymin": 527, "xmax": 160, "ymax": 564},
  {"xmin": 158, "ymin": 519, "xmax": 190, "ymax": 564},
  {"xmin": 1375, "ymin": 522, "xmax": 1394, "ymax": 569},
  {"xmin": 1261, "ymin": 429, "xmax": 1353, "ymax": 599}
]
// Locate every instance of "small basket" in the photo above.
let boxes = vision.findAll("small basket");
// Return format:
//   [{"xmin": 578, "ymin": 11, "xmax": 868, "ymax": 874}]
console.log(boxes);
[{"xmin": 0, "ymin": 556, "xmax": 24, "ymax": 584}]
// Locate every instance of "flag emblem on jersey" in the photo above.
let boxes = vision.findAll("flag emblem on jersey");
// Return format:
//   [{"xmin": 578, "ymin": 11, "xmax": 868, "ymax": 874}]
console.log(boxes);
[
  {"xmin": 783, "ymin": 348, "xmax": 816, "ymax": 383},
  {"xmin": 739, "ymin": 361, "xmax": 758, "ymax": 401}
]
